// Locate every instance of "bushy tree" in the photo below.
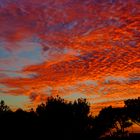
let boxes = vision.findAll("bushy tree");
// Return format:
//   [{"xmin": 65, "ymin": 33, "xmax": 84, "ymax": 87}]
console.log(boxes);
[{"xmin": 36, "ymin": 96, "xmax": 90, "ymax": 139}]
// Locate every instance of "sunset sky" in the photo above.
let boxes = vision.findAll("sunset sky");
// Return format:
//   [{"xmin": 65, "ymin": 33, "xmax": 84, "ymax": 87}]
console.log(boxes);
[{"xmin": 0, "ymin": 0, "xmax": 140, "ymax": 114}]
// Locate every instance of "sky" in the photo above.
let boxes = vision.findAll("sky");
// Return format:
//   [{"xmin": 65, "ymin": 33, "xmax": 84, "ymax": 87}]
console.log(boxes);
[{"xmin": 0, "ymin": 0, "xmax": 140, "ymax": 114}]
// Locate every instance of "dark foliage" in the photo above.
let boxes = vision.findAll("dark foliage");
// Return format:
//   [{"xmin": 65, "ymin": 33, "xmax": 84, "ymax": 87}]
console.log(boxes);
[
  {"xmin": 0, "ymin": 96, "xmax": 140, "ymax": 140},
  {"xmin": 124, "ymin": 97, "xmax": 140, "ymax": 126}
]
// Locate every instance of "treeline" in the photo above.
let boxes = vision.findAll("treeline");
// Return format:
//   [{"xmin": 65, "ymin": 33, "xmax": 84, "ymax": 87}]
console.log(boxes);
[{"xmin": 0, "ymin": 96, "xmax": 140, "ymax": 139}]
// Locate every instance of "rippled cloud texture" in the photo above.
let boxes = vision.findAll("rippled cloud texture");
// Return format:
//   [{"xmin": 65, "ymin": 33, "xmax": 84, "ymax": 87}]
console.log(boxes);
[{"xmin": 0, "ymin": 0, "xmax": 140, "ymax": 113}]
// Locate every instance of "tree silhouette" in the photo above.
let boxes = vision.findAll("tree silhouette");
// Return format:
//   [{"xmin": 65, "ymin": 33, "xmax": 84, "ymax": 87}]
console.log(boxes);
[
  {"xmin": 124, "ymin": 97, "xmax": 140, "ymax": 126},
  {"xmin": 110, "ymin": 107, "xmax": 132, "ymax": 138},
  {"xmin": 0, "ymin": 97, "xmax": 140, "ymax": 139},
  {"xmin": 89, "ymin": 106, "xmax": 117, "ymax": 139},
  {"xmin": 0, "ymin": 100, "xmax": 11, "ymax": 113},
  {"xmin": 91, "ymin": 106, "xmax": 133, "ymax": 139},
  {"xmin": 36, "ymin": 96, "xmax": 90, "ymax": 139}
]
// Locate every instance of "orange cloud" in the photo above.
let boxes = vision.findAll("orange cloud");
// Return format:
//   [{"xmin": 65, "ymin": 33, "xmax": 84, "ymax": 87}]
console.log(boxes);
[{"xmin": 0, "ymin": 0, "xmax": 140, "ymax": 114}]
